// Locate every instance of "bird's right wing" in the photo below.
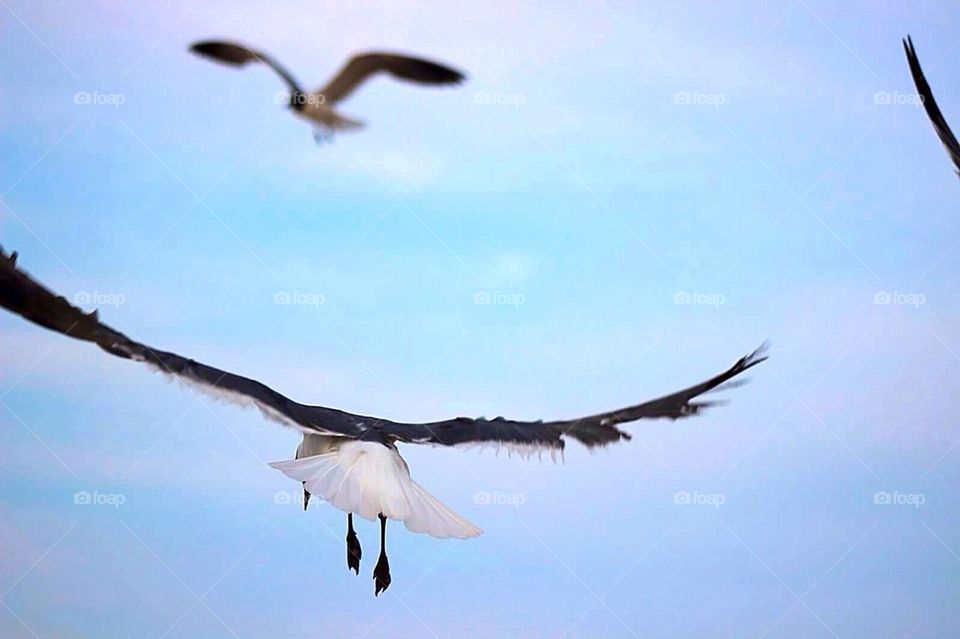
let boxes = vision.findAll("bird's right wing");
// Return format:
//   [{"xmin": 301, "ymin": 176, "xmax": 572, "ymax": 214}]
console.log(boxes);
[
  {"xmin": 903, "ymin": 35, "xmax": 960, "ymax": 178},
  {"xmin": 379, "ymin": 344, "xmax": 769, "ymax": 453},
  {"xmin": 190, "ymin": 40, "xmax": 304, "ymax": 95},
  {"xmin": 0, "ymin": 247, "xmax": 364, "ymax": 439},
  {"xmin": 315, "ymin": 52, "xmax": 465, "ymax": 104}
]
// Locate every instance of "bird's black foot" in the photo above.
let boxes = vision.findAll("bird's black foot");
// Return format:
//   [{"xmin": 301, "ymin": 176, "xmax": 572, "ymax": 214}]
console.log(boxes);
[
  {"xmin": 373, "ymin": 513, "xmax": 391, "ymax": 595},
  {"xmin": 346, "ymin": 514, "xmax": 362, "ymax": 575},
  {"xmin": 302, "ymin": 483, "xmax": 311, "ymax": 511},
  {"xmin": 373, "ymin": 552, "xmax": 391, "ymax": 596}
]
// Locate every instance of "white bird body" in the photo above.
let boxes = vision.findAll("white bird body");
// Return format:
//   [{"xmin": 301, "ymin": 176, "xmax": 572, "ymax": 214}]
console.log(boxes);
[
  {"xmin": 270, "ymin": 434, "xmax": 483, "ymax": 540},
  {"xmin": 292, "ymin": 100, "xmax": 364, "ymax": 132}
]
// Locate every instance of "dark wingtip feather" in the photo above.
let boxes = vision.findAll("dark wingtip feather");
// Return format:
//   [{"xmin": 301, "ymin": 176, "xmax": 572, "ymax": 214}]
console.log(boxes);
[
  {"xmin": 901, "ymin": 35, "xmax": 960, "ymax": 180},
  {"xmin": 408, "ymin": 58, "xmax": 465, "ymax": 85},
  {"xmin": 682, "ymin": 399, "xmax": 729, "ymax": 417},
  {"xmin": 740, "ymin": 341, "xmax": 770, "ymax": 371},
  {"xmin": 189, "ymin": 40, "xmax": 260, "ymax": 66},
  {"xmin": 432, "ymin": 63, "xmax": 466, "ymax": 85},
  {"xmin": 365, "ymin": 53, "xmax": 467, "ymax": 86}
]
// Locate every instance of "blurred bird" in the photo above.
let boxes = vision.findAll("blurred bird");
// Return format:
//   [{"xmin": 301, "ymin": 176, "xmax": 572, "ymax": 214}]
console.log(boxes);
[
  {"xmin": 0, "ymin": 247, "xmax": 767, "ymax": 595},
  {"xmin": 903, "ymin": 35, "xmax": 960, "ymax": 178},
  {"xmin": 189, "ymin": 40, "xmax": 465, "ymax": 143}
]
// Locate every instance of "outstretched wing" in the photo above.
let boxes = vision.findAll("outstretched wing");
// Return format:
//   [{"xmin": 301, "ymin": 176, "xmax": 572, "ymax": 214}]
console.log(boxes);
[
  {"xmin": 904, "ymin": 35, "xmax": 960, "ymax": 178},
  {"xmin": 0, "ymin": 248, "xmax": 363, "ymax": 438},
  {"xmin": 190, "ymin": 40, "xmax": 304, "ymax": 94},
  {"xmin": 316, "ymin": 52, "xmax": 465, "ymax": 105},
  {"xmin": 0, "ymin": 248, "xmax": 766, "ymax": 455},
  {"xmin": 382, "ymin": 345, "xmax": 768, "ymax": 453}
]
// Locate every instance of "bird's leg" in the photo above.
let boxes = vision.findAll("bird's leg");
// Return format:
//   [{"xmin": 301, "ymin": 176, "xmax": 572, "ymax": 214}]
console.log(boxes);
[
  {"xmin": 295, "ymin": 443, "xmax": 311, "ymax": 511},
  {"xmin": 346, "ymin": 513, "xmax": 362, "ymax": 575},
  {"xmin": 312, "ymin": 126, "xmax": 333, "ymax": 144},
  {"xmin": 373, "ymin": 513, "xmax": 392, "ymax": 595},
  {"xmin": 302, "ymin": 482, "xmax": 311, "ymax": 511}
]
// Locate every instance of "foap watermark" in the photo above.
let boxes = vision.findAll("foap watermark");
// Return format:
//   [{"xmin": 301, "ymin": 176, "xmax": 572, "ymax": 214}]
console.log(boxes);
[
  {"xmin": 73, "ymin": 90, "xmax": 126, "ymax": 108},
  {"xmin": 474, "ymin": 490, "xmax": 526, "ymax": 508},
  {"xmin": 73, "ymin": 490, "xmax": 126, "ymax": 508},
  {"xmin": 673, "ymin": 291, "xmax": 726, "ymax": 307},
  {"xmin": 73, "ymin": 291, "xmax": 126, "ymax": 307},
  {"xmin": 674, "ymin": 490, "xmax": 725, "ymax": 508},
  {"xmin": 674, "ymin": 91, "xmax": 726, "ymax": 108},
  {"xmin": 474, "ymin": 91, "xmax": 526, "ymax": 107},
  {"xmin": 873, "ymin": 90, "xmax": 924, "ymax": 107},
  {"xmin": 873, "ymin": 291, "xmax": 925, "ymax": 308},
  {"xmin": 273, "ymin": 490, "xmax": 294, "ymax": 505},
  {"xmin": 275, "ymin": 90, "xmax": 326, "ymax": 107},
  {"xmin": 873, "ymin": 491, "xmax": 925, "ymax": 508},
  {"xmin": 474, "ymin": 290, "xmax": 525, "ymax": 307},
  {"xmin": 274, "ymin": 290, "xmax": 325, "ymax": 308}
]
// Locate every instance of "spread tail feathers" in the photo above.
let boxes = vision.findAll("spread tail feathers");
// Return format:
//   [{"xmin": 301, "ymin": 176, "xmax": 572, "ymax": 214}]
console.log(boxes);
[{"xmin": 270, "ymin": 443, "xmax": 482, "ymax": 540}]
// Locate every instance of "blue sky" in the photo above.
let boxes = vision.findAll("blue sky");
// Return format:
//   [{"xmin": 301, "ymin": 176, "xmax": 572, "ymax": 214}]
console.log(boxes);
[{"xmin": 1, "ymin": 0, "xmax": 960, "ymax": 637}]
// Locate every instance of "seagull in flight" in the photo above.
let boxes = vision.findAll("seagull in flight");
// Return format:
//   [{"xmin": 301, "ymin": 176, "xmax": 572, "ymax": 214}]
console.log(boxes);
[
  {"xmin": 903, "ymin": 35, "xmax": 960, "ymax": 178},
  {"xmin": 189, "ymin": 40, "xmax": 466, "ymax": 142},
  {"xmin": 0, "ymin": 247, "xmax": 767, "ymax": 596}
]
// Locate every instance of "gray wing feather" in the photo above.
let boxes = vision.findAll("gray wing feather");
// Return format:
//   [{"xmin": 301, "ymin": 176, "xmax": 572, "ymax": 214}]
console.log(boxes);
[{"xmin": 316, "ymin": 52, "xmax": 465, "ymax": 104}]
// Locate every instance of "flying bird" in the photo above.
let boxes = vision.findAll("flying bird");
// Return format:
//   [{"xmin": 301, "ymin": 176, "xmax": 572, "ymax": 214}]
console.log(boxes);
[
  {"xmin": 0, "ymin": 247, "xmax": 767, "ymax": 595},
  {"xmin": 189, "ymin": 40, "xmax": 465, "ymax": 142},
  {"xmin": 903, "ymin": 35, "xmax": 960, "ymax": 178}
]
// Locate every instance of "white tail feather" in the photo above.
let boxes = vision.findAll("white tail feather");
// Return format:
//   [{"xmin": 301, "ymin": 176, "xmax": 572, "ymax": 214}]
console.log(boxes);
[{"xmin": 269, "ymin": 441, "xmax": 482, "ymax": 540}]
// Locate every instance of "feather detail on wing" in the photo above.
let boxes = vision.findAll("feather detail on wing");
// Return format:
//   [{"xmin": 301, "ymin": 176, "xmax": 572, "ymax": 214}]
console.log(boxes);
[{"xmin": 380, "ymin": 344, "xmax": 769, "ymax": 452}]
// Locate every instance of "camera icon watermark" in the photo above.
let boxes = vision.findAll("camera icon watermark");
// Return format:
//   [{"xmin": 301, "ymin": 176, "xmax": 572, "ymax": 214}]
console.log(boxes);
[
  {"xmin": 474, "ymin": 490, "xmax": 526, "ymax": 508},
  {"xmin": 73, "ymin": 290, "xmax": 126, "ymax": 308},
  {"xmin": 873, "ymin": 291, "xmax": 925, "ymax": 308},
  {"xmin": 474, "ymin": 91, "xmax": 527, "ymax": 107},
  {"xmin": 273, "ymin": 491, "xmax": 293, "ymax": 505},
  {"xmin": 673, "ymin": 291, "xmax": 726, "ymax": 307},
  {"xmin": 873, "ymin": 90, "xmax": 923, "ymax": 106},
  {"xmin": 673, "ymin": 490, "xmax": 725, "ymax": 508},
  {"xmin": 873, "ymin": 491, "xmax": 925, "ymax": 508},
  {"xmin": 275, "ymin": 90, "xmax": 326, "ymax": 107},
  {"xmin": 273, "ymin": 290, "xmax": 325, "ymax": 307},
  {"xmin": 673, "ymin": 90, "xmax": 726, "ymax": 107},
  {"xmin": 73, "ymin": 490, "xmax": 126, "ymax": 508},
  {"xmin": 473, "ymin": 290, "xmax": 525, "ymax": 306},
  {"xmin": 73, "ymin": 91, "xmax": 126, "ymax": 108}
]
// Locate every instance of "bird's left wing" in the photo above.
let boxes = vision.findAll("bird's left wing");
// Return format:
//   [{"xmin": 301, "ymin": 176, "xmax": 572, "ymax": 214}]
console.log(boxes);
[
  {"xmin": 189, "ymin": 40, "xmax": 305, "ymax": 95},
  {"xmin": 0, "ymin": 248, "xmax": 365, "ymax": 439},
  {"xmin": 315, "ymin": 52, "xmax": 465, "ymax": 105},
  {"xmin": 379, "ymin": 344, "xmax": 768, "ymax": 454},
  {"xmin": 904, "ymin": 35, "xmax": 960, "ymax": 178}
]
